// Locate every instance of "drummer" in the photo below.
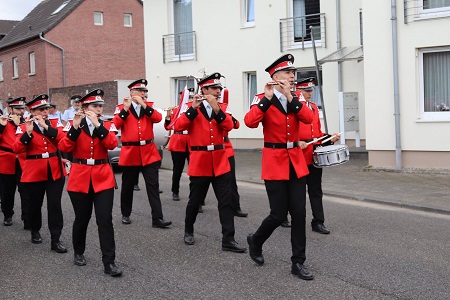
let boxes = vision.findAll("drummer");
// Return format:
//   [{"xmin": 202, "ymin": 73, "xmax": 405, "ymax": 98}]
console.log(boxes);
[{"xmin": 297, "ymin": 77, "xmax": 340, "ymax": 235}]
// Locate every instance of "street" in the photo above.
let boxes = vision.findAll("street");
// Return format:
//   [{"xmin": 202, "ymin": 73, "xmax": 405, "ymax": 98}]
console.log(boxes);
[{"xmin": 0, "ymin": 168, "xmax": 449, "ymax": 300}]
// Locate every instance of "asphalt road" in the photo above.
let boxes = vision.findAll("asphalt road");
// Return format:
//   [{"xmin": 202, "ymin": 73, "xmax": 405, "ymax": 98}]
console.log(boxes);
[{"xmin": 0, "ymin": 169, "xmax": 449, "ymax": 300}]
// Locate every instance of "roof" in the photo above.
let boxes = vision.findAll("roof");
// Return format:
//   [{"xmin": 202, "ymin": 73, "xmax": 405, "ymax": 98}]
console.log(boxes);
[
  {"xmin": 0, "ymin": 20, "xmax": 20, "ymax": 36},
  {"xmin": 0, "ymin": 0, "xmax": 84, "ymax": 50}
]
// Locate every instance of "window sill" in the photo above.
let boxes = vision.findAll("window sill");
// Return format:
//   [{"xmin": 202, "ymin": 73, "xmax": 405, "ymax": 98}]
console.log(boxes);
[
  {"xmin": 416, "ymin": 117, "xmax": 450, "ymax": 123},
  {"xmin": 28, "ymin": 73, "xmax": 36, "ymax": 76},
  {"xmin": 12, "ymin": 76, "xmax": 18, "ymax": 80},
  {"xmin": 240, "ymin": 23, "xmax": 255, "ymax": 29}
]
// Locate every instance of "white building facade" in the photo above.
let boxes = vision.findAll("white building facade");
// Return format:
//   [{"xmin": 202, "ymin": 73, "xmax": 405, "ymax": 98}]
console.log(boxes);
[{"xmin": 143, "ymin": 0, "xmax": 450, "ymax": 169}]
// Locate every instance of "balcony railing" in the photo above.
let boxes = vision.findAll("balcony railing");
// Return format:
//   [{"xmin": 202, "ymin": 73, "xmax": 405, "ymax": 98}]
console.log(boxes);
[
  {"xmin": 162, "ymin": 31, "xmax": 196, "ymax": 63},
  {"xmin": 279, "ymin": 13, "xmax": 326, "ymax": 51}
]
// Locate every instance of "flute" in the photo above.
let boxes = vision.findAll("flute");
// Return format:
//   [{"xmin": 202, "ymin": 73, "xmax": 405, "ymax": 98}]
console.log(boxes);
[{"xmin": 267, "ymin": 81, "xmax": 297, "ymax": 86}]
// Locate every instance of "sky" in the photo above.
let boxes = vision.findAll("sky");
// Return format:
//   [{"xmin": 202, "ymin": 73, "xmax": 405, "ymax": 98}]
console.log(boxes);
[{"xmin": 0, "ymin": 0, "xmax": 43, "ymax": 20}]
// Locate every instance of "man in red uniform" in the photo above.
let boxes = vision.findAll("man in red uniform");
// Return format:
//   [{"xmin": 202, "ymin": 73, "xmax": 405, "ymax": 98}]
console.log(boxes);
[
  {"xmin": 174, "ymin": 73, "xmax": 246, "ymax": 253},
  {"xmin": 59, "ymin": 89, "xmax": 122, "ymax": 276},
  {"xmin": 0, "ymin": 97, "xmax": 28, "ymax": 227},
  {"xmin": 297, "ymin": 77, "xmax": 340, "ymax": 235},
  {"xmin": 113, "ymin": 79, "xmax": 171, "ymax": 228},
  {"xmin": 164, "ymin": 88, "xmax": 193, "ymax": 201},
  {"xmin": 13, "ymin": 94, "xmax": 67, "ymax": 253},
  {"xmin": 244, "ymin": 54, "xmax": 315, "ymax": 280}
]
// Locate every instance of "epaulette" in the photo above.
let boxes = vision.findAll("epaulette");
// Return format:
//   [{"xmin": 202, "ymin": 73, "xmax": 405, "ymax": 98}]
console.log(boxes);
[{"xmin": 250, "ymin": 93, "xmax": 265, "ymax": 106}]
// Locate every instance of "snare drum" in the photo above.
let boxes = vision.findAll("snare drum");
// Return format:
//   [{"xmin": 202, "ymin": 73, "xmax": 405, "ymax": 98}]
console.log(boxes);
[
  {"xmin": 313, "ymin": 144, "xmax": 349, "ymax": 168},
  {"xmin": 153, "ymin": 108, "xmax": 169, "ymax": 147}
]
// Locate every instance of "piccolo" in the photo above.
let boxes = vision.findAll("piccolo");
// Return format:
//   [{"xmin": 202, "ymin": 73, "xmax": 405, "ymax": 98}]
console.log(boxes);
[
  {"xmin": 164, "ymin": 106, "xmax": 178, "ymax": 111},
  {"xmin": 267, "ymin": 81, "xmax": 297, "ymax": 85}
]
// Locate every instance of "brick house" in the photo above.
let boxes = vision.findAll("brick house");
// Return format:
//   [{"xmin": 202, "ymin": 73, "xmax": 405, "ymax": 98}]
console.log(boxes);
[{"xmin": 0, "ymin": 0, "xmax": 145, "ymax": 114}]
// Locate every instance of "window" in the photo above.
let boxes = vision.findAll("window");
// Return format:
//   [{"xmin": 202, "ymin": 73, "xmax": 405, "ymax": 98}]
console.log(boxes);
[
  {"xmin": 419, "ymin": 47, "xmax": 450, "ymax": 120},
  {"xmin": 52, "ymin": 0, "xmax": 70, "ymax": 15},
  {"xmin": 29, "ymin": 52, "xmax": 35, "ymax": 75},
  {"xmin": 417, "ymin": 0, "xmax": 450, "ymax": 19},
  {"xmin": 0, "ymin": 61, "xmax": 3, "ymax": 81},
  {"xmin": 94, "ymin": 12, "xmax": 103, "ymax": 25},
  {"xmin": 423, "ymin": 0, "xmax": 450, "ymax": 9},
  {"xmin": 173, "ymin": 0, "xmax": 193, "ymax": 56},
  {"xmin": 241, "ymin": 0, "xmax": 255, "ymax": 27},
  {"xmin": 245, "ymin": 72, "xmax": 257, "ymax": 108},
  {"xmin": 124, "ymin": 13, "xmax": 132, "ymax": 27},
  {"xmin": 173, "ymin": 78, "xmax": 196, "ymax": 106},
  {"xmin": 12, "ymin": 57, "xmax": 18, "ymax": 78}
]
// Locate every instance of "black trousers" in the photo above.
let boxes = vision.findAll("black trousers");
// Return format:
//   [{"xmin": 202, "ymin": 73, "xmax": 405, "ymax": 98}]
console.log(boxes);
[
  {"xmin": 185, "ymin": 172, "xmax": 235, "ymax": 242},
  {"xmin": 0, "ymin": 159, "xmax": 30, "ymax": 220},
  {"xmin": 170, "ymin": 150, "xmax": 189, "ymax": 194},
  {"xmin": 252, "ymin": 162, "xmax": 307, "ymax": 264},
  {"xmin": 25, "ymin": 171, "xmax": 65, "ymax": 242},
  {"xmin": 69, "ymin": 186, "xmax": 115, "ymax": 265},
  {"xmin": 228, "ymin": 156, "xmax": 243, "ymax": 212},
  {"xmin": 121, "ymin": 162, "xmax": 163, "ymax": 220},
  {"xmin": 306, "ymin": 164, "xmax": 325, "ymax": 225}
]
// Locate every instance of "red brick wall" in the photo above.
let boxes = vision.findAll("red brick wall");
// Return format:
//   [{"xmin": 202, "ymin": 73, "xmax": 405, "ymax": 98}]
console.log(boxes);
[
  {"xmin": 45, "ymin": 0, "xmax": 145, "ymax": 87},
  {"xmin": 0, "ymin": 40, "xmax": 49, "ymax": 103}
]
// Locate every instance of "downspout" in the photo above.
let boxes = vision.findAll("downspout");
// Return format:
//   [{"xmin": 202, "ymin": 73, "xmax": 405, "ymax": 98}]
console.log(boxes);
[
  {"xmin": 39, "ymin": 32, "xmax": 66, "ymax": 87},
  {"xmin": 391, "ymin": 0, "xmax": 402, "ymax": 168},
  {"xmin": 336, "ymin": 0, "xmax": 342, "ymax": 92}
]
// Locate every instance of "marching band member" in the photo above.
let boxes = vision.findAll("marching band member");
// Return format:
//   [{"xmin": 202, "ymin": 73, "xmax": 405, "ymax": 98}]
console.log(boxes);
[
  {"xmin": 113, "ymin": 79, "xmax": 172, "ymax": 228},
  {"xmin": 296, "ymin": 77, "xmax": 340, "ymax": 235},
  {"xmin": 244, "ymin": 54, "xmax": 315, "ymax": 280},
  {"xmin": 13, "ymin": 94, "xmax": 67, "ymax": 253},
  {"xmin": 174, "ymin": 72, "xmax": 246, "ymax": 253},
  {"xmin": 0, "ymin": 97, "xmax": 29, "ymax": 227},
  {"xmin": 164, "ymin": 88, "xmax": 193, "ymax": 201},
  {"xmin": 59, "ymin": 89, "xmax": 122, "ymax": 277}
]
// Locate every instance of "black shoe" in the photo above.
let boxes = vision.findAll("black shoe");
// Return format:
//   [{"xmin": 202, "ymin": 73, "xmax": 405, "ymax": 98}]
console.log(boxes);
[
  {"xmin": 172, "ymin": 193, "xmax": 180, "ymax": 201},
  {"xmin": 121, "ymin": 216, "xmax": 131, "ymax": 224},
  {"xmin": 74, "ymin": 254, "xmax": 86, "ymax": 266},
  {"xmin": 312, "ymin": 223, "xmax": 330, "ymax": 234},
  {"xmin": 159, "ymin": 189, "xmax": 163, "ymax": 193},
  {"xmin": 234, "ymin": 209, "xmax": 248, "ymax": 218},
  {"xmin": 247, "ymin": 234, "xmax": 264, "ymax": 265},
  {"xmin": 291, "ymin": 263, "xmax": 314, "ymax": 280},
  {"xmin": 104, "ymin": 263, "xmax": 122, "ymax": 277},
  {"xmin": 281, "ymin": 220, "xmax": 291, "ymax": 228},
  {"xmin": 31, "ymin": 231, "xmax": 42, "ymax": 244},
  {"xmin": 3, "ymin": 217, "xmax": 12, "ymax": 226},
  {"xmin": 222, "ymin": 240, "xmax": 247, "ymax": 253},
  {"xmin": 198, "ymin": 206, "xmax": 203, "ymax": 213},
  {"xmin": 152, "ymin": 218, "xmax": 172, "ymax": 228},
  {"xmin": 51, "ymin": 241, "xmax": 68, "ymax": 253},
  {"xmin": 133, "ymin": 184, "xmax": 140, "ymax": 191},
  {"xmin": 184, "ymin": 232, "xmax": 195, "ymax": 245}
]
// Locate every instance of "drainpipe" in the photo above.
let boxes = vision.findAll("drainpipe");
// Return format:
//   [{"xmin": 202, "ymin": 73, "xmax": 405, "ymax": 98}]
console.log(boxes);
[
  {"xmin": 39, "ymin": 32, "xmax": 66, "ymax": 87},
  {"xmin": 336, "ymin": 0, "xmax": 342, "ymax": 93},
  {"xmin": 391, "ymin": 0, "xmax": 402, "ymax": 169}
]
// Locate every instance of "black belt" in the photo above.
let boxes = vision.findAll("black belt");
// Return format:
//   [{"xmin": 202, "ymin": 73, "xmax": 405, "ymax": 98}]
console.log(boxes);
[
  {"xmin": 26, "ymin": 152, "xmax": 58, "ymax": 159},
  {"xmin": 191, "ymin": 144, "xmax": 225, "ymax": 151},
  {"xmin": 264, "ymin": 141, "xmax": 301, "ymax": 149},
  {"xmin": 173, "ymin": 131, "xmax": 188, "ymax": 135},
  {"xmin": 223, "ymin": 136, "xmax": 230, "ymax": 143},
  {"xmin": 0, "ymin": 146, "xmax": 14, "ymax": 153},
  {"xmin": 122, "ymin": 139, "xmax": 154, "ymax": 146},
  {"xmin": 73, "ymin": 158, "xmax": 109, "ymax": 165}
]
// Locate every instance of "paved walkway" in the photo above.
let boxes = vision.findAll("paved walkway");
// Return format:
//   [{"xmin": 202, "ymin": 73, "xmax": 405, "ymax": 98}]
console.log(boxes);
[{"xmin": 161, "ymin": 148, "xmax": 450, "ymax": 215}]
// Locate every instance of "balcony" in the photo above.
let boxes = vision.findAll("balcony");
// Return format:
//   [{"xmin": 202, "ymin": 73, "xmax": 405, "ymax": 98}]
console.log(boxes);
[
  {"xmin": 279, "ymin": 13, "xmax": 326, "ymax": 51},
  {"xmin": 162, "ymin": 31, "xmax": 196, "ymax": 63}
]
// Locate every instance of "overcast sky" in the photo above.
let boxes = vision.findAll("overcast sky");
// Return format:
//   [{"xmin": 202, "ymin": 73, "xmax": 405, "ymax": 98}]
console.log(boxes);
[{"xmin": 0, "ymin": 0, "xmax": 43, "ymax": 20}]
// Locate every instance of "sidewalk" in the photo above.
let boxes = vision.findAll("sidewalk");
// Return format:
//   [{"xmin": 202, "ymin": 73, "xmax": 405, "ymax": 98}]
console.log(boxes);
[{"xmin": 161, "ymin": 148, "xmax": 450, "ymax": 215}]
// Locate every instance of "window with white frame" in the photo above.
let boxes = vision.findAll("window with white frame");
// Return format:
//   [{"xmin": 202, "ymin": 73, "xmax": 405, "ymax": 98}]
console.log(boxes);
[
  {"xmin": 423, "ymin": 0, "xmax": 450, "ymax": 9},
  {"xmin": 12, "ymin": 57, "xmax": 18, "ymax": 78},
  {"xmin": 173, "ymin": 78, "xmax": 196, "ymax": 106},
  {"xmin": 0, "ymin": 61, "xmax": 3, "ymax": 81},
  {"xmin": 241, "ymin": 0, "xmax": 255, "ymax": 27},
  {"xmin": 29, "ymin": 52, "xmax": 35, "ymax": 75},
  {"xmin": 419, "ymin": 47, "xmax": 450, "ymax": 119},
  {"xmin": 94, "ymin": 12, "xmax": 103, "ymax": 25},
  {"xmin": 245, "ymin": 72, "xmax": 257, "ymax": 109},
  {"xmin": 124, "ymin": 13, "xmax": 132, "ymax": 27},
  {"xmin": 172, "ymin": 0, "xmax": 193, "ymax": 57},
  {"xmin": 418, "ymin": 0, "xmax": 450, "ymax": 18}
]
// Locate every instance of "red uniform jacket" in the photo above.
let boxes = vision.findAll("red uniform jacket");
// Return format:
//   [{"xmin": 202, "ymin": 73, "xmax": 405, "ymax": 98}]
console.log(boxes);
[
  {"xmin": 298, "ymin": 101, "xmax": 325, "ymax": 165},
  {"xmin": 224, "ymin": 116, "xmax": 239, "ymax": 158},
  {"xmin": 244, "ymin": 93, "xmax": 313, "ymax": 180},
  {"xmin": 59, "ymin": 119, "xmax": 118, "ymax": 193},
  {"xmin": 174, "ymin": 102, "xmax": 233, "ymax": 177},
  {"xmin": 0, "ymin": 119, "xmax": 25, "ymax": 174},
  {"xmin": 165, "ymin": 108, "xmax": 189, "ymax": 152},
  {"xmin": 13, "ymin": 120, "xmax": 66, "ymax": 182},
  {"xmin": 113, "ymin": 101, "xmax": 162, "ymax": 166}
]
